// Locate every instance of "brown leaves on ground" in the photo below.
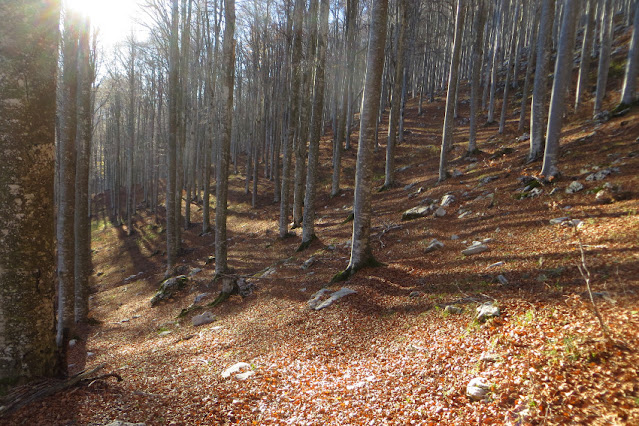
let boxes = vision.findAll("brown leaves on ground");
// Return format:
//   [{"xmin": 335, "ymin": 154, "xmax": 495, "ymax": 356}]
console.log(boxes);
[{"xmin": 3, "ymin": 94, "xmax": 639, "ymax": 425}]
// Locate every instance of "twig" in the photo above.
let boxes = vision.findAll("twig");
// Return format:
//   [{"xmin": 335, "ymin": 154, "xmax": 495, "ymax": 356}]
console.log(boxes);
[{"xmin": 575, "ymin": 234, "xmax": 623, "ymax": 348}]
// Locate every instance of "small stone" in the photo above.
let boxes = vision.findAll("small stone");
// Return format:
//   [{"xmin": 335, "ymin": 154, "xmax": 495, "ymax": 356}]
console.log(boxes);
[
  {"xmin": 158, "ymin": 331, "xmax": 171, "ymax": 337},
  {"xmin": 451, "ymin": 234, "xmax": 459, "ymax": 240},
  {"xmin": 497, "ymin": 275, "xmax": 508, "ymax": 285},
  {"xmin": 467, "ymin": 377, "xmax": 492, "ymax": 401},
  {"xmin": 425, "ymin": 239, "xmax": 444, "ymax": 253},
  {"xmin": 440, "ymin": 194, "xmax": 456, "ymax": 207},
  {"xmin": 194, "ymin": 293, "xmax": 211, "ymax": 304},
  {"xmin": 452, "ymin": 169, "xmax": 463, "ymax": 178},
  {"xmin": 235, "ymin": 371, "xmax": 255, "ymax": 380},
  {"xmin": 518, "ymin": 132, "xmax": 530, "ymax": 142},
  {"xmin": 434, "ymin": 207, "xmax": 447, "ymax": 217},
  {"xmin": 444, "ymin": 305, "xmax": 463, "ymax": 314},
  {"xmin": 487, "ymin": 261, "xmax": 504, "ymax": 268},
  {"xmin": 409, "ymin": 291, "xmax": 423, "ymax": 298},
  {"xmin": 586, "ymin": 169, "xmax": 612, "ymax": 181},
  {"xmin": 476, "ymin": 302, "xmax": 500, "ymax": 322},
  {"xmin": 87, "ymin": 352, "xmax": 95, "ymax": 357},
  {"xmin": 301, "ymin": 256, "xmax": 316, "ymax": 270},
  {"xmin": 462, "ymin": 243, "xmax": 489, "ymax": 256},
  {"xmin": 68, "ymin": 339, "xmax": 77, "ymax": 348},
  {"xmin": 549, "ymin": 217, "xmax": 570, "ymax": 225},
  {"xmin": 192, "ymin": 311, "xmax": 215, "ymax": 327},
  {"xmin": 402, "ymin": 205, "xmax": 434, "ymax": 221},
  {"xmin": 565, "ymin": 181, "xmax": 584, "ymax": 194},
  {"xmin": 221, "ymin": 362, "xmax": 252, "ymax": 379},
  {"xmin": 404, "ymin": 182, "xmax": 416, "ymax": 191},
  {"xmin": 189, "ymin": 268, "xmax": 202, "ymax": 277},
  {"xmin": 479, "ymin": 175, "xmax": 499, "ymax": 185}
]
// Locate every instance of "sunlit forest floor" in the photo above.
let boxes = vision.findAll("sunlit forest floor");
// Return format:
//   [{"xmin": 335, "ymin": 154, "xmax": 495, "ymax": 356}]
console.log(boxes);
[{"xmin": 4, "ymin": 61, "xmax": 639, "ymax": 425}]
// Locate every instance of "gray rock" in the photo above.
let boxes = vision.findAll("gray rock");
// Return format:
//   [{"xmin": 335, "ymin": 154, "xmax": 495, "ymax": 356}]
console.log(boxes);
[
  {"xmin": 192, "ymin": 311, "xmax": 215, "ymax": 326},
  {"xmin": 565, "ymin": 181, "xmax": 584, "ymax": 194},
  {"xmin": 444, "ymin": 305, "xmax": 463, "ymax": 314},
  {"xmin": 150, "ymin": 275, "xmax": 188, "ymax": 306},
  {"xmin": 307, "ymin": 289, "xmax": 332, "ymax": 309},
  {"xmin": 595, "ymin": 189, "xmax": 613, "ymax": 204},
  {"xmin": 462, "ymin": 243, "xmax": 489, "ymax": 256},
  {"xmin": 451, "ymin": 234, "xmax": 459, "ymax": 240},
  {"xmin": 425, "ymin": 239, "xmax": 444, "ymax": 253},
  {"xmin": 158, "ymin": 331, "xmax": 171, "ymax": 337},
  {"xmin": 549, "ymin": 217, "xmax": 570, "ymax": 225},
  {"xmin": 440, "ymin": 194, "xmax": 456, "ymax": 207},
  {"xmin": 193, "ymin": 292, "xmax": 211, "ymax": 304},
  {"xmin": 237, "ymin": 278, "xmax": 255, "ymax": 297},
  {"xmin": 189, "ymin": 268, "xmax": 202, "ymax": 277},
  {"xmin": 586, "ymin": 168, "xmax": 614, "ymax": 181},
  {"xmin": 301, "ymin": 256, "xmax": 316, "ymax": 269},
  {"xmin": 105, "ymin": 421, "xmax": 147, "ymax": 426},
  {"xmin": 487, "ymin": 261, "xmax": 504, "ymax": 268},
  {"xmin": 528, "ymin": 187, "xmax": 543, "ymax": 197},
  {"xmin": 479, "ymin": 175, "xmax": 499, "ymax": 185},
  {"xmin": 69, "ymin": 339, "xmax": 77, "ymax": 348},
  {"xmin": 518, "ymin": 133, "xmax": 530, "ymax": 142},
  {"xmin": 467, "ymin": 377, "xmax": 492, "ymax": 401},
  {"xmin": 397, "ymin": 165, "xmax": 411, "ymax": 173},
  {"xmin": 476, "ymin": 302, "xmax": 500, "ymax": 322},
  {"xmin": 452, "ymin": 169, "xmax": 463, "ymax": 178},
  {"xmin": 221, "ymin": 362, "xmax": 253, "ymax": 379},
  {"xmin": 314, "ymin": 288, "xmax": 357, "ymax": 310},
  {"xmin": 402, "ymin": 205, "xmax": 434, "ymax": 221},
  {"xmin": 409, "ymin": 291, "xmax": 423, "ymax": 298},
  {"xmin": 404, "ymin": 182, "xmax": 416, "ymax": 191},
  {"xmin": 497, "ymin": 275, "xmax": 508, "ymax": 285},
  {"xmin": 434, "ymin": 207, "xmax": 447, "ymax": 217}
]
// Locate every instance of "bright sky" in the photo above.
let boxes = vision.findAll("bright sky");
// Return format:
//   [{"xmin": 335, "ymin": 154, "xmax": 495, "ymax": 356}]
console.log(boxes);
[{"xmin": 65, "ymin": 0, "xmax": 147, "ymax": 49}]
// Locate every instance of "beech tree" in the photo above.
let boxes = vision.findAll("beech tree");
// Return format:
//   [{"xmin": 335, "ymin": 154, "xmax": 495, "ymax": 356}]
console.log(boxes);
[
  {"xmin": 0, "ymin": 0, "xmax": 60, "ymax": 384},
  {"xmin": 215, "ymin": 0, "xmax": 236, "ymax": 276},
  {"xmin": 334, "ymin": 0, "xmax": 388, "ymax": 280},
  {"xmin": 619, "ymin": 0, "xmax": 639, "ymax": 107},
  {"xmin": 540, "ymin": 0, "xmax": 578, "ymax": 178}
]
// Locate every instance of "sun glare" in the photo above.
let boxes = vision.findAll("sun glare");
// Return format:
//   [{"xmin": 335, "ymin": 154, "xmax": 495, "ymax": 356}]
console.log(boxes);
[{"xmin": 64, "ymin": 0, "xmax": 144, "ymax": 48}]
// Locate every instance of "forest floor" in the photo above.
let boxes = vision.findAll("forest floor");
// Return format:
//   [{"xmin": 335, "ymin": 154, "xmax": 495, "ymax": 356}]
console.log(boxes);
[{"xmin": 3, "ymin": 69, "xmax": 639, "ymax": 425}]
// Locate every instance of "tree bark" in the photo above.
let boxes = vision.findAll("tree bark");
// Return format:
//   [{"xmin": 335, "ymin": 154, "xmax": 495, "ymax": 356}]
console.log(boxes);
[
  {"xmin": 620, "ymin": 0, "xmax": 639, "ymax": 106},
  {"xmin": 0, "ymin": 0, "xmax": 60, "ymax": 384},
  {"xmin": 215, "ymin": 0, "xmax": 236, "ymax": 275},
  {"xmin": 541, "ymin": 0, "xmax": 579, "ymax": 178},
  {"xmin": 594, "ymin": 0, "xmax": 614, "ymax": 114}
]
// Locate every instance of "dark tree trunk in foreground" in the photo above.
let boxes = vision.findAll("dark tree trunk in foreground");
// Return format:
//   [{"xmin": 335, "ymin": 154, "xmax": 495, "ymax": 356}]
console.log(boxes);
[
  {"xmin": 336, "ymin": 0, "xmax": 388, "ymax": 279},
  {"xmin": 620, "ymin": 1, "xmax": 639, "ymax": 106},
  {"xmin": 215, "ymin": 0, "xmax": 236, "ymax": 276},
  {"xmin": 0, "ymin": 0, "xmax": 60, "ymax": 385}
]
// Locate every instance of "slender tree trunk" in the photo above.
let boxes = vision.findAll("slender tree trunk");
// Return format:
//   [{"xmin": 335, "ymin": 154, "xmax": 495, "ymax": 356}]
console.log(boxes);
[
  {"xmin": 541, "ymin": 0, "xmax": 579, "ymax": 178},
  {"xmin": 57, "ymin": 8, "xmax": 80, "ymax": 352},
  {"xmin": 0, "ymin": 0, "xmax": 60, "ymax": 385},
  {"xmin": 438, "ymin": 0, "xmax": 466, "ymax": 182},
  {"xmin": 575, "ymin": 0, "xmax": 597, "ymax": 111},
  {"xmin": 74, "ymin": 16, "xmax": 93, "ymax": 325},
  {"xmin": 620, "ymin": 1, "xmax": 639, "ymax": 106},
  {"xmin": 594, "ymin": 0, "xmax": 614, "ymax": 114},
  {"xmin": 469, "ymin": 0, "xmax": 487, "ymax": 154},
  {"xmin": 300, "ymin": 0, "xmax": 330, "ymax": 249},
  {"xmin": 126, "ymin": 40, "xmax": 136, "ymax": 236},
  {"xmin": 384, "ymin": 0, "xmax": 407, "ymax": 189},
  {"xmin": 499, "ymin": 2, "xmax": 521, "ymax": 134},
  {"xmin": 519, "ymin": 3, "xmax": 540, "ymax": 132},
  {"xmin": 529, "ymin": 0, "xmax": 555, "ymax": 162},
  {"xmin": 215, "ymin": 0, "xmax": 236, "ymax": 275},
  {"xmin": 338, "ymin": 0, "xmax": 388, "ymax": 278},
  {"xmin": 166, "ymin": 0, "xmax": 180, "ymax": 276},
  {"xmin": 279, "ymin": 0, "xmax": 304, "ymax": 238}
]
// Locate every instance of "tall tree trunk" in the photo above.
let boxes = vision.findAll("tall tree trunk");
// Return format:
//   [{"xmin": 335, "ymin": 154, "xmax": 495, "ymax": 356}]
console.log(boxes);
[
  {"xmin": 620, "ymin": 0, "xmax": 639, "ymax": 106},
  {"xmin": 0, "ymin": 0, "xmax": 60, "ymax": 385},
  {"xmin": 126, "ymin": 39, "xmax": 136, "ymax": 236},
  {"xmin": 279, "ymin": 0, "xmax": 304, "ymax": 238},
  {"xmin": 166, "ymin": 0, "xmax": 180, "ymax": 277},
  {"xmin": 383, "ymin": 0, "xmax": 407, "ymax": 189},
  {"xmin": 337, "ymin": 0, "xmax": 388, "ymax": 279},
  {"xmin": 74, "ymin": 15, "xmax": 93, "ymax": 325},
  {"xmin": 300, "ymin": 0, "xmax": 330, "ymax": 250},
  {"xmin": 594, "ymin": 0, "xmax": 614, "ymax": 114},
  {"xmin": 57, "ymin": 8, "xmax": 80, "ymax": 353},
  {"xmin": 215, "ymin": 0, "xmax": 236, "ymax": 275},
  {"xmin": 574, "ymin": 0, "xmax": 597, "ymax": 111},
  {"xmin": 529, "ymin": 0, "xmax": 555, "ymax": 162},
  {"xmin": 541, "ymin": 0, "xmax": 579, "ymax": 178},
  {"xmin": 468, "ymin": 0, "xmax": 487, "ymax": 154},
  {"xmin": 519, "ymin": 3, "xmax": 540, "ymax": 132},
  {"xmin": 438, "ymin": 0, "xmax": 466, "ymax": 182},
  {"xmin": 499, "ymin": 1, "xmax": 521, "ymax": 134}
]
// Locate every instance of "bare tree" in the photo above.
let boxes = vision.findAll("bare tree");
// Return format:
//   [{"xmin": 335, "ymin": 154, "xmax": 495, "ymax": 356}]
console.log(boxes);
[
  {"xmin": 619, "ymin": 0, "xmax": 639, "ymax": 107},
  {"xmin": 334, "ymin": 0, "xmax": 388, "ymax": 280}
]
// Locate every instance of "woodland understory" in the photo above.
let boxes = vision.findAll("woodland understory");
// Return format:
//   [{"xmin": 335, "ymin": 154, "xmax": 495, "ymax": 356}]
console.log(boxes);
[{"xmin": 1, "ymin": 0, "xmax": 639, "ymax": 424}]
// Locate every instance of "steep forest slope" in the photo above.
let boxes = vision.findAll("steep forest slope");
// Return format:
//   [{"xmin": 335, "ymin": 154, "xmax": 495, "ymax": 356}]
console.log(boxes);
[{"xmin": 3, "ymin": 36, "xmax": 639, "ymax": 426}]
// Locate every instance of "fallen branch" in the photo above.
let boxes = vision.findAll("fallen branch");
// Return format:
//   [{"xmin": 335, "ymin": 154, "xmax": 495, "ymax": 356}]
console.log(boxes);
[{"xmin": 0, "ymin": 364, "xmax": 122, "ymax": 417}]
